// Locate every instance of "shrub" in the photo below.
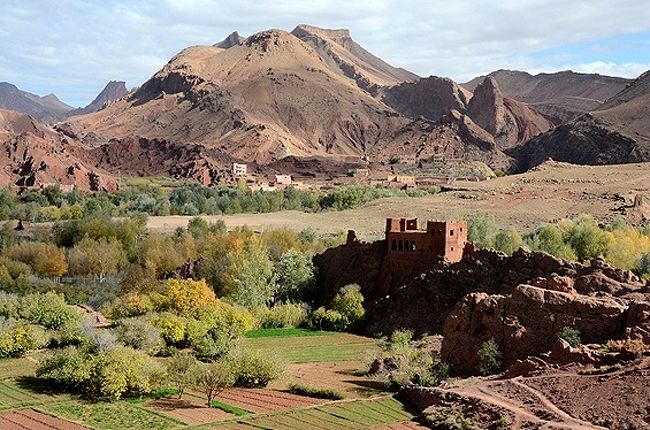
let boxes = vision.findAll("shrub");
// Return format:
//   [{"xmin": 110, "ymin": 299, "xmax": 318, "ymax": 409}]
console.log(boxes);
[
  {"xmin": 195, "ymin": 361, "xmax": 235, "ymax": 406},
  {"xmin": 161, "ymin": 278, "xmax": 219, "ymax": 313},
  {"xmin": 6, "ymin": 241, "xmax": 68, "ymax": 276},
  {"xmin": 227, "ymin": 348, "xmax": 284, "ymax": 388},
  {"xmin": 148, "ymin": 312, "xmax": 188, "ymax": 346},
  {"xmin": 372, "ymin": 329, "xmax": 448, "ymax": 388},
  {"xmin": 605, "ymin": 338, "xmax": 647, "ymax": 353},
  {"xmin": 116, "ymin": 318, "xmax": 165, "ymax": 355},
  {"xmin": 425, "ymin": 409, "xmax": 480, "ymax": 430},
  {"xmin": 477, "ymin": 339, "xmax": 501, "ymax": 376},
  {"xmin": 106, "ymin": 293, "xmax": 155, "ymax": 319},
  {"xmin": 87, "ymin": 347, "xmax": 165, "ymax": 400},
  {"xmin": 255, "ymin": 303, "xmax": 307, "ymax": 329},
  {"xmin": 18, "ymin": 291, "xmax": 82, "ymax": 329},
  {"xmin": 310, "ymin": 284, "xmax": 365, "ymax": 331},
  {"xmin": 166, "ymin": 351, "xmax": 199, "ymax": 399},
  {"xmin": 557, "ymin": 326, "xmax": 581, "ymax": 347},
  {"xmin": 0, "ymin": 292, "xmax": 19, "ymax": 319},
  {"xmin": 0, "ymin": 318, "xmax": 48, "ymax": 358},
  {"xmin": 36, "ymin": 346, "xmax": 92, "ymax": 388},
  {"xmin": 288, "ymin": 383, "xmax": 344, "ymax": 400},
  {"xmin": 308, "ymin": 307, "xmax": 347, "ymax": 331}
]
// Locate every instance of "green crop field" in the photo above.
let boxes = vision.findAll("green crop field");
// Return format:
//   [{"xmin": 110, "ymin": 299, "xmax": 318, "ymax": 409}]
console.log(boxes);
[
  {"xmin": 244, "ymin": 328, "xmax": 335, "ymax": 338},
  {"xmin": 42, "ymin": 401, "xmax": 186, "ymax": 430},
  {"xmin": 243, "ymin": 332, "xmax": 378, "ymax": 363},
  {"xmin": 207, "ymin": 397, "xmax": 415, "ymax": 430}
]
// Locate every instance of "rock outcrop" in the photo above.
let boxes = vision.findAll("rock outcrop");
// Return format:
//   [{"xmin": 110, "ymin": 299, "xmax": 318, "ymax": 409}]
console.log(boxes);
[
  {"xmin": 68, "ymin": 81, "xmax": 129, "ymax": 116},
  {"xmin": 441, "ymin": 284, "xmax": 628, "ymax": 374},
  {"xmin": 463, "ymin": 69, "xmax": 631, "ymax": 122},
  {"xmin": 467, "ymin": 77, "xmax": 555, "ymax": 150}
]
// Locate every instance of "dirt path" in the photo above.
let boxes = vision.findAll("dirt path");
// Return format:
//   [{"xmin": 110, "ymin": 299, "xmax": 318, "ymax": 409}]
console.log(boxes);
[{"xmin": 449, "ymin": 378, "xmax": 608, "ymax": 430}]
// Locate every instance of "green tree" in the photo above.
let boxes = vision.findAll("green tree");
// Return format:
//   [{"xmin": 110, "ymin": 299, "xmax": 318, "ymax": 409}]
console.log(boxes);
[
  {"xmin": 466, "ymin": 214, "xmax": 497, "ymax": 249},
  {"xmin": 273, "ymin": 250, "xmax": 316, "ymax": 303},
  {"xmin": 331, "ymin": 284, "xmax": 365, "ymax": 327},
  {"xmin": 568, "ymin": 214, "xmax": 609, "ymax": 261},
  {"xmin": 494, "ymin": 229, "xmax": 524, "ymax": 255}
]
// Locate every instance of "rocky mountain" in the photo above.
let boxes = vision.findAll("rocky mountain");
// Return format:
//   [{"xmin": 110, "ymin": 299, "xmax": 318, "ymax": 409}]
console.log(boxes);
[
  {"xmin": 291, "ymin": 24, "xmax": 419, "ymax": 93},
  {"xmin": 214, "ymin": 31, "xmax": 246, "ymax": 49},
  {"xmin": 0, "ymin": 109, "xmax": 117, "ymax": 191},
  {"xmin": 0, "ymin": 82, "xmax": 73, "ymax": 123},
  {"xmin": 510, "ymin": 70, "xmax": 650, "ymax": 171},
  {"xmin": 464, "ymin": 69, "xmax": 631, "ymax": 122},
  {"xmin": 68, "ymin": 81, "xmax": 129, "ymax": 117},
  {"xmin": 382, "ymin": 75, "xmax": 554, "ymax": 151},
  {"xmin": 61, "ymin": 29, "xmax": 416, "ymax": 165}
]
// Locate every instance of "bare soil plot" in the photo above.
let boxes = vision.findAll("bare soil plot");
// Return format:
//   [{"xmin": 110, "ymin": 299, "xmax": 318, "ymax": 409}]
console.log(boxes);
[
  {"xmin": 0, "ymin": 409, "xmax": 90, "ymax": 430},
  {"xmin": 268, "ymin": 361, "xmax": 387, "ymax": 398},
  {"xmin": 145, "ymin": 397, "xmax": 235, "ymax": 424},
  {"xmin": 214, "ymin": 388, "xmax": 325, "ymax": 414}
]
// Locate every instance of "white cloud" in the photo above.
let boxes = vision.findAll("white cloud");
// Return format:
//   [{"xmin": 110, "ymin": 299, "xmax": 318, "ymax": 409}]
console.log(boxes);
[{"xmin": 0, "ymin": 0, "xmax": 649, "ymax": 105}]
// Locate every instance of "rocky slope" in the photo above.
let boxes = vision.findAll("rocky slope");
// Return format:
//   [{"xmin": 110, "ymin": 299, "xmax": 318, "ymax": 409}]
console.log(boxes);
[
  {"xmin": 510, "ymin": 70, "xmax": 650, "ymax": 171},
  {"xmin": 291, "ymin": 24, "xmax": 419, "ymax": 93},
  {"xmin": 464, "ymin": 69, "xmax": 631, "ymax": 122},
  {"xmin": 0, "ymin": 82, "xmax": 73, "ymax": 123},
  {"xmin": 0, "ymin": 109, "xmax": 117, "ymax": 191},
  {"xmin": 61, "ymin": 29, "xmax": 414, "ymax": 165},
  {"xmin": 68, "ymin": 81, "xmax": 129, "ymax": 117}
]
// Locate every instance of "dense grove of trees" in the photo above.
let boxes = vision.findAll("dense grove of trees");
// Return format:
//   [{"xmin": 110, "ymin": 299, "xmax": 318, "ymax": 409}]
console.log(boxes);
[
  {"xmin": 467, "ymin": 213, "xmax": 650, "ymax": 277},
  {"xmin": 0, "ymin": 183, "xmax": 439, "ymax": 222}
]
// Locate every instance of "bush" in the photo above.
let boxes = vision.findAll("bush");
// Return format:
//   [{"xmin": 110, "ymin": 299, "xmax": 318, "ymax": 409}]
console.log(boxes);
[
  {"xmin": 557, "ymin": 326, "xmax": 581, "ymax": 347},
  {"xmin": 195, "ymin": 361, "xmax": 234, "ymax": 405},
  {"xmin": 116, "ymin": 318, "xmax": 165, "ymax": 355},
  {"xmin": 308, "ymin": 284, "xmax": 365, "ymax": 332},
  {"xmin": 166, "ymin": 351, "xmax": 199, "ymax": 399},
  {"xmin": 308, "ymin": 307, "xmax": 347, "ymax": 331},
  {"xmin": 160, "ymin": 279, "xmax": 219, "ymax": 313},
  {"xmin": 227, "ymin": 348, "xmax": 284, "ymax": 388},
  {"xmin": 288, "ymin": 383, "xmax": 344, "ymax": 400},
  {"xmin": 0, "ymin": 318, "xmax": 48, "ymax": 358},
  {"xmin": 605, "ymin": 338, "xmax": 647, "ymax": 353},
  {"xmin": 148, "ymin": 312, "xmax": 188, "ymax": 346},
  {"xmin": 371, "ymin": 329, "xmax": 448, "ymax": 388},
  {"xmin": 477, "ymin": 339, "xmax": 501, "ymax": 376},
  {"xmin": 106, "ymin": 293, "xmax": 155, "ymax": 319},
  {"xmin": 255, "ymin": 303, "xmax": 307, "ymax": 329},
  {"xmin": 6, "ymin": 241, "xmax": 67, "ymax": 276},
  {"xmin": 425, "ymin": 409, "xmax": 479, "ymax": 430},
  {"xmin": 87, "ymin": 347, "xmax": 165, "ymax": 399},
  {"xmin": 36, "ymin": 346, "xmax": 91, "ymax": 388},
  {"xmin": 18, "ymin": 291, "xmax": 82, "ymax": 329}
]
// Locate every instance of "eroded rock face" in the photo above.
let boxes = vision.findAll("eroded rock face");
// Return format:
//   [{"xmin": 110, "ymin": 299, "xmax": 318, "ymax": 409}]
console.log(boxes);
[{"xmin": 441, "ymin": 285, "xmax": 627, "ymax": 374}]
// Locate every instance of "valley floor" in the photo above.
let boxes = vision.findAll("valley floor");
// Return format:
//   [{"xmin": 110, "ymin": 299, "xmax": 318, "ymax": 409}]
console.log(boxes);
[{"xmin": 147, "ymin": 161, "xmax": 650, "ymax": 239}]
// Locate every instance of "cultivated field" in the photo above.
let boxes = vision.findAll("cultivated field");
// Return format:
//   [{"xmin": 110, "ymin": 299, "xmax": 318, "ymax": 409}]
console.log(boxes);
[
  {"xmin": 147, "ymin": 161, "xmax": 650, "ymax": 239},
  {"xmin": 0, "ymin": 331, "xmax": 416, "ymax": 430}
]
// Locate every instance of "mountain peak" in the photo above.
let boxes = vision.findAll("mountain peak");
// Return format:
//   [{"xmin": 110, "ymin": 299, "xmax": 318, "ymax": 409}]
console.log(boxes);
[
  {"xmin": 214, "ymin": 31, "xmax": 245, "ymax": 49},
  {"xmin": 291, "ymin": 24, "xmax": 351, "ymax": 42}
]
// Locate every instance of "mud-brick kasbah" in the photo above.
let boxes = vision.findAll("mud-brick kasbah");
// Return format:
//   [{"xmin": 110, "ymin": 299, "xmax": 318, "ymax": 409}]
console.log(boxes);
[{"xmin": 346, "ymin": 217, "xmax": 475, "ymax": 281}]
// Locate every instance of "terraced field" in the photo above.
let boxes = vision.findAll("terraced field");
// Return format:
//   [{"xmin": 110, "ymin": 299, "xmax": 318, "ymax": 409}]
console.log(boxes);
[{"xmin": 207, "ymin": 397, "xmax": 416, "ymax": 430}]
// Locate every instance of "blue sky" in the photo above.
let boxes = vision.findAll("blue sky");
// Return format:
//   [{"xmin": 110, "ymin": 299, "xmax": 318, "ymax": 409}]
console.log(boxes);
[{"xmin": 1, "ymin": 0, "xmax": 649, "ymax": 107}]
